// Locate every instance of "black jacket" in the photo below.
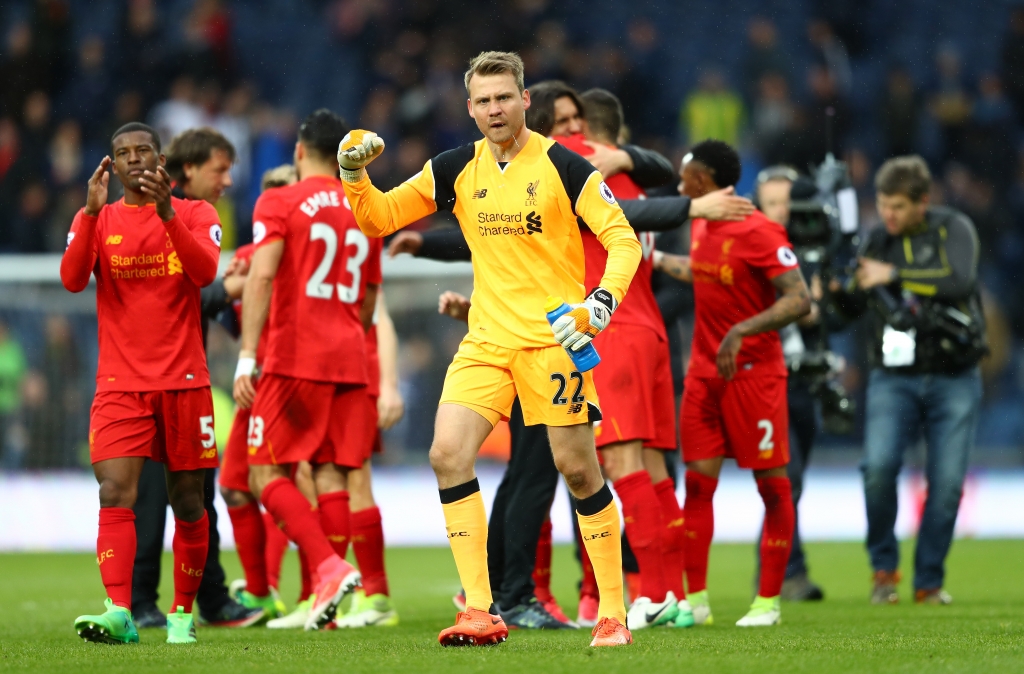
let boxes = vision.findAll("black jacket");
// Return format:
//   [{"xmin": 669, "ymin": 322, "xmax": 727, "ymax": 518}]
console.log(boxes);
[{"xmin": 834, "ymin": 206, "xmax": 986, "ymax": 373}]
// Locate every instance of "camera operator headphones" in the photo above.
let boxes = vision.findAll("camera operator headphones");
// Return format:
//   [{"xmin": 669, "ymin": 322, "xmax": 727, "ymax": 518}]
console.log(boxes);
[{"xmin": 752, "ymin": 165, "xmax": 800, "ymax": 207}]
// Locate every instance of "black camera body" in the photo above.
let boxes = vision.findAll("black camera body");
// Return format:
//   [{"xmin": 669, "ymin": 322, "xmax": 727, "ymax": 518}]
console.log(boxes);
[
  {"xmin": 776, "ymin": 153, "xmax": 860, "ymax": 434},
  {"xmin": 874, "ymin": 286, "xmax": 988, "ymax": 372}
]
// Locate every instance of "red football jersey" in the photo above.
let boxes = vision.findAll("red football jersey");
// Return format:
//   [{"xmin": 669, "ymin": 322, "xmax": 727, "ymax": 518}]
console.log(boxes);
[
  {"xmin": 687, "ymin": 211, "xmax": 799, "ymax": 379},
  {"xmin": 252, "ymin": 175, "xmax": 382, "ymax": 385},
  {"xmin": 229, "ymin": 243, "xmax": 269, "ymax": 364},
  {"xmin": 554, "ymin": 134, "xmax": 666, "ymax": 341},
  {"xmin": 67, "ymin": 198, "xmax": 222, "ymax": 392}
]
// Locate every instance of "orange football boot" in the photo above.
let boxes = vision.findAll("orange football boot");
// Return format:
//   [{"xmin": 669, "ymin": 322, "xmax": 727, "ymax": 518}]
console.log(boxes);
[
  {"xmin": 438, "ymin": 607, "xmax": 508, "ymax": 647},
  {"xmin": 589, "ymin": 617, "xmax": 632, "ymax": 647}
]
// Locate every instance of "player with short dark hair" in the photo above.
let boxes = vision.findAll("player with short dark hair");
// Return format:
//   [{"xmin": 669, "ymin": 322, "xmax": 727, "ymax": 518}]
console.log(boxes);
[
  {"xmin": 63, "ymin": 122, "xmax": 223, "ymax": 644},
  {"xmin": 653, "ymin": 139, "xmax": 811, "ymax": 627},
  {"xmin": 232, "ymin": 108, "xmax": 378, "ymax": 631}
]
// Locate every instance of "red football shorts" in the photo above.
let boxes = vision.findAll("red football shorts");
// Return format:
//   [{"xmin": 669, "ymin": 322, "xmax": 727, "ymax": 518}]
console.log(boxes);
[
  {"xmin": 219, "ymin": 405, "xmax": 252, "ymax": 492},
  {"xmin": 247, "ymin": 373, "xmax": 377, "ymax": 468},
  {"xmin": 680, "ymin": 375, "xmax": 789, "ymax": 470},
  {"xmin": 593, "ymin": 324, "xmax": 676, "ymax": 451},
  {"xmin": 89, "ymin": 388, "xmax": 219, "ymax": 471},
  {"xmin": 370, "ymin": 394, "xmax": 383, "ymax": 455}
]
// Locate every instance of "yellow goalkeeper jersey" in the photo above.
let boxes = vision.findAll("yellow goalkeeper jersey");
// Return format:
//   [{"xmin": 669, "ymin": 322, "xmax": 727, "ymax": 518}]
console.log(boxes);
[{"xmin": 343, "ymin": 131, "xmax": 641, "ymax": 349}]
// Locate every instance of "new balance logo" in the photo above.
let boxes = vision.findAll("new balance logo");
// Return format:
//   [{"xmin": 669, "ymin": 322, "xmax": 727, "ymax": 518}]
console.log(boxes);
[
  {"xmin": 105, "ymin": 235, "xmax": 123, "ymax": 245},
  {"xmin": 526, "ymin": 211, "xmax": 542, "ymax": 235},
  {"xmin": 473, "ymin": 189, "xmax": 488, "ymax": 199},
  {"xmin": 200, "ymin": 448, "xmax": 216, "ymax": 459},
  {"xmin": 568, "ymin": 402, "xmax": 583, "ymax": 414}
]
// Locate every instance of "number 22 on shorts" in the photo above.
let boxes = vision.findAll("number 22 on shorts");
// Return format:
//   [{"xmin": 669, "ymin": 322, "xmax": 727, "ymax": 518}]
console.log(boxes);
[{"xmin": 551, "ymin": 371, "xmax": 585, "ymax": 414}]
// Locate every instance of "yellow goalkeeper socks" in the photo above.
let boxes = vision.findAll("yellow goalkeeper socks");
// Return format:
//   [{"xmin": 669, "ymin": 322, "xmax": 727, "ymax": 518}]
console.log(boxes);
[
  {"xmin": 576, "ymin": 484, "xmax": 627, "ymax": 623},
  {"xmin": 439, "ymin": 478, "xmax": 492, "ymax": 611}
]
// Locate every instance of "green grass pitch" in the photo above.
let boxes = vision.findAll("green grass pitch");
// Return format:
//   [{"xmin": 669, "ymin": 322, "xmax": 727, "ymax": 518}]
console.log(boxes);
[{"xmin": 1, "ymin": 540, "xmax": 1021, "ymax": 673}]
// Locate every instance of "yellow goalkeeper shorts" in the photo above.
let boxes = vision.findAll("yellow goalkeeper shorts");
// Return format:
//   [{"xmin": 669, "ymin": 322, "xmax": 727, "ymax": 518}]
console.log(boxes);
[{"xmin": 439, "ymin": 334, "xmax": 601, "ymax": 427}]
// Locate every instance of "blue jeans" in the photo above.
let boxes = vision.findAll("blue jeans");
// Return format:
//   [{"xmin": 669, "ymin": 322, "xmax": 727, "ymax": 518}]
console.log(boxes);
[{"xmin": 862, "ymin": 367, "xmax": 981, "ymax": 590}]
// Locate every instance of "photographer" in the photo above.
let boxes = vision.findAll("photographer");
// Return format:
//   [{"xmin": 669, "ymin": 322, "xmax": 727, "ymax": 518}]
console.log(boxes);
[
  {"xmin": 833, "ymin": 155, "xmax": 985, "ymax": 606},
  {"xmin": 753, "ymin": 167, "xmax": 826, "ymax": 602}
]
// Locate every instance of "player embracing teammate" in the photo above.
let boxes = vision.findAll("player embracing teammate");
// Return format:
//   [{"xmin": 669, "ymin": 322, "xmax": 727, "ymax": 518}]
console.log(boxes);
[{"xmin": 654, "ymin": 140, "xmax": 811, "ymax": 627}]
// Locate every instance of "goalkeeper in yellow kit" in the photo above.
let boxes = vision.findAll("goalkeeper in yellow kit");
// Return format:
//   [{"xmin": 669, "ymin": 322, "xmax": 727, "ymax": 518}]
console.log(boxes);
[{"xmin": 338, "ymin": 51, "xmax": 641, "ymax": 648}]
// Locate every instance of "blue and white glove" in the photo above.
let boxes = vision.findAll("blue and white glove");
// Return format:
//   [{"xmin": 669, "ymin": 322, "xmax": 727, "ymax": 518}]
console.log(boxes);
[{"xmin": 551, "ymin": 288, "xmax": 617, "ymax": 352}]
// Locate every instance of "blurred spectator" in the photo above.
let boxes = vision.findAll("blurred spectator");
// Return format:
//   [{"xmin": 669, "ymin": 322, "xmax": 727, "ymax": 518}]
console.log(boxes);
[
  {"xmin": 807, "ymin": 19, "xmax": 852, "ymax": 97},
  {"xmin": 0, "ymin": 117, "xmax": 25, "ymax": 248},
  {"xmin": 680, "ymin": 68, "xmax": 745, "ymax": 146},
  {"xmin": 964, "ymin": 73, "xmax": 1016, "ymax": 189},
  {"xmin": 928, "ymin": 46, "xmax": 973, "ymax": 163},
  {"xmin": 523, "ymin": 20, "xmax": 569, "ymax": 83},
  {"xmin": 212, "ymin": 83, "xmax": 254, "ymax": 196},
  {"xmin": 29, "ymin": 0, "xmax": 74, "ymax": 92},
  {"xmin": 1000, "ymin": 7, "xmax": 1024, "ymax": 124},
  {"xmin": 742, "ymin": 18, "xmax": 789, "ymax": 102},
  {"xmin": 101, "ymin": 90, "xmax": 145, "ymax": 154},
  {"xmin": 618, "ymin": 18, "xmax": 672, "ymax": 140},
  {"xmin": 879, "ymin": 68, "xmax": 922, "ymax": 157},
  {"xmin": 20, "ymin": 90, "xmax": 53, "ymax": 177},
  {"xmin": 149, "ymin": 76, "xmax": 204, "ymax": 148},
  {"xmin": 0, "ymin": 320, "xmax": 28, "ymax": 470},
  {"xmin": 11, "ymin": 181, "xmax": 51, "ymax": 252},
  {"xmin": 118, "ymin": 0, "xmax": 167, "ymax": 106},
  {"xmin": 23, "ymin": 316, "xmax": 83, "ymax": 469},
  {"xmin": 182, "ymin": 0, "xmax": 234, "ymax": 83},
  {"xmin": 749, "ymin": 72, "xmax": 796, "ymax": 160},
  {"xmin": 58, "ymin": 36, "xmax": 111, "ymax": 138},
  {"xmin": 48, "ymin": 119, "xmax": 83, "ymax": 187},
  {"xmin": 803, "ymin": 64, "xmax": 850, "ymax": 157},
  {"xmin": 1, "ymin": 23, "xmax": 49, "ymax": 121}
]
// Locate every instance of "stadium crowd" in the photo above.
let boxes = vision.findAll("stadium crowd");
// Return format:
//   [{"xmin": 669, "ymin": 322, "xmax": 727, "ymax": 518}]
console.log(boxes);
[{"xmin": 3, "ymin": 1, "xmax": 1024, "ymax": 471}]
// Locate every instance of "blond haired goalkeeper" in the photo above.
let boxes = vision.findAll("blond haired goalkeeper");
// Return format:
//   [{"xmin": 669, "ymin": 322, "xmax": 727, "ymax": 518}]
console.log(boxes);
[{"xmin": 338, "ymin": 50, "xmax": 641, "ymax": 649}]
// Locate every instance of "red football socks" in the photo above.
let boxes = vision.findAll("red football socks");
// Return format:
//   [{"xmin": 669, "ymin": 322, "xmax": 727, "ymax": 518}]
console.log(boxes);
[
  {"xmin": 260, "ymin": 477, "xmax": 335, "ymax": 570},
  {"xmin": 757, "ymin": 476, "xmax": 796, "ymax": 598},
  {"xmin": 298, "ymin": 548, "xmax": 313, "ymax": 602},
  {"xmin": 227, "ymin": 501, "xmax": 269, "ymax": 597},
  {"xmin": 96, "ymin": 507, "xmax": 136, "ymax": 610},
  {"xmin": 613, "ymin": 470, "xmax": 668, "ymax": 602},
  {"xmin": 171, "ymin": 512, "xmax": 209, "ymax": 613},
  {"xmin": 263, "ymin": 509, "xmax": 289, "ymax": 590},
  {"xmin": 351, "ymin": 506, "xmax": 389, "ymax": 597},
  {"xmin": 653, "ymin": 478, "xmax": 687, "ymax": 599},
  {"xmin": 532, "ymin": 519, "xmax": 554, "ymax": 603},
  {"xmin": 317, "ymin": 491, "xmax": 351, "ymax": 560},
  {"xmin": 682, "ymin": 470, "xmax": 718, "ymax": 594}
]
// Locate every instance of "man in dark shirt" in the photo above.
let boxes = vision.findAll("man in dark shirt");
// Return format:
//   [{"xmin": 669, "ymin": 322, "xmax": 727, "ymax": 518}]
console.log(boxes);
[{"xmin": 834, "ymin": 155, "xmax": 985, "ymax": 606}]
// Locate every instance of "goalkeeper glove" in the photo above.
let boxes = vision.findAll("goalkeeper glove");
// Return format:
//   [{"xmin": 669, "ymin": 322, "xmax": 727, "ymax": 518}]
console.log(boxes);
[
  {"xmin": 551, "ymin": 288, "xmax": 617, "ymax": 352},
  {"xmin": 337, "ymin": 130, "xmax": 385, "ymax": 183}
]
